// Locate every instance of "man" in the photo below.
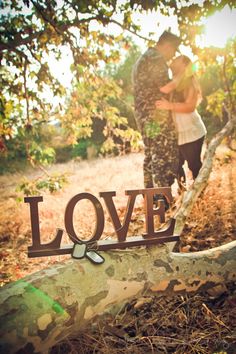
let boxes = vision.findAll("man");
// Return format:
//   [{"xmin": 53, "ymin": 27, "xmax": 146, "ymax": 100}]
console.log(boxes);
[{"xmin": 132, "ymin": 31, "xmax": 181, "ymax": 205}]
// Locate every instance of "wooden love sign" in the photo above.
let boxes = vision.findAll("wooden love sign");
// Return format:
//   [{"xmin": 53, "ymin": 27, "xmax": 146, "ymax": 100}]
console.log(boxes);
[{"xmin": 24, "ymin": 187, "xmax": 179, "ymax": 258}]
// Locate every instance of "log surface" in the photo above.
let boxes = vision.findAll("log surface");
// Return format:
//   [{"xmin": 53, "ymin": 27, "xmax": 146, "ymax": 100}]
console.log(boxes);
[{"xmin": 0, "ymin": 241, "xmax": 236, "ymax": 353}]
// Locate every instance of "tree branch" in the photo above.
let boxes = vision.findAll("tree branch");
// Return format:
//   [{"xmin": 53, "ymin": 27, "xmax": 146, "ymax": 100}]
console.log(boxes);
[
  {"xmin": 223, "ymin": 54, "xmax": 234, "ymax": 113},
  {"xmin": 30, "ymin": 0, "xmax": 63, "ymax": 37},
  {"xmin": 0, "ymin": 6, "xmax": 150, "ymax": 57},
  {"xmin": 0, "ymin": 42, "xmax": 30, "ymax": 61},
  {"xmin": 23, "ymin": 58, "xmax": 30, "ymax": 125},
  {"xmin": 109, "ymin": 18, "xmax": 150, "ymax": 41}
]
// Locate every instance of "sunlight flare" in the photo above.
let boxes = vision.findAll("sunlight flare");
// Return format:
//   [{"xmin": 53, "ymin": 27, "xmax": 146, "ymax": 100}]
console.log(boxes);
[{"xmin": 199, "ymin": 6, "xmax": 236, "ymax": 48}]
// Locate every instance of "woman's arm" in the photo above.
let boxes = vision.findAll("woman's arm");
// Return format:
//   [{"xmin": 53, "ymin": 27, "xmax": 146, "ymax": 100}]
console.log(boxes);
[
  {"xmin": 159, "ymin": 71, "xmax": 185, "ymax": 94},
  {"xmin": 156, "ymin": 86, "xmax": 198, "ymax": 113}
]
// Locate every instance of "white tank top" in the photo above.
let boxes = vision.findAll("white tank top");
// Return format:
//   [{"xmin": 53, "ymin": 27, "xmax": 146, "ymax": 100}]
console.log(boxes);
[{"xmin": 173, "ymin": 110, "xmax": 207, "ymax": 145}]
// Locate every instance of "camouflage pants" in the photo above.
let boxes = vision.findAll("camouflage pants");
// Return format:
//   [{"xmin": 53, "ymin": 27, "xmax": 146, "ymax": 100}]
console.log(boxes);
[{"xmin": 135, "ymin": 109, "xmax": 179, "ymax": 188}]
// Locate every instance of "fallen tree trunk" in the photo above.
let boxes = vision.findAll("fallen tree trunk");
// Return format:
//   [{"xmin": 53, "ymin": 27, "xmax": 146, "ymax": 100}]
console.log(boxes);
[{"xmin": 0, "ymin": 240, "xmax": 236, "ymax": 353}]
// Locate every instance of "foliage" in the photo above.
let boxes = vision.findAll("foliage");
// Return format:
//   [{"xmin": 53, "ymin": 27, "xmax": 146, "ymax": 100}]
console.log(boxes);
[
  {"xmin": 105, "ymin": 41, "xmax": 141, "ymax": 95},
  {"xmin": 207, "ymin": 88, "xmax": 226, "ymax": 119},
  {"xmin": 0, "ymin": 122, "xmax": 68, "ymax": 173},
  {"xmin": 208, "ymin": 44, "xmax": 235, "ymax": 112},
  {"xmin": 197, "ymin": 38, "xmax": 236, "ymax": 138},
  {"xmin": 0, "ymin": 0, "xmax": 236, "ymax": 184},
  {"xmin": 103, "ymin": 41, "xmax": 141, "ymax": 131},
  {"xmin": 54, "ymin": 144, "xmax": 73, "ymax": 163},
  {"xmin": 28, "ymin": 142, "xmax": 56, "ymax": 166},
  {"xmin": 72, "ymin": 139, "xmax": 96, "ymax": 160},
  {"xmin": 16, "ymin": 173, "xmax": 68, "ymax": 198},
  {"xmin": 60, "ymin": 68, "xmax": 140, "ymax": 154},
  {"xmin": 1, "ymin": 0, "xmax": 235, "ymax": 143}
]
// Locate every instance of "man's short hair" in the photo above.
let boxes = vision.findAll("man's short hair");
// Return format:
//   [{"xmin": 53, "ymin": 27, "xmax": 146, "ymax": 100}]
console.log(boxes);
[{"xmin": 158, "ymin": 31, "xmax": 181, "ymax": 48}]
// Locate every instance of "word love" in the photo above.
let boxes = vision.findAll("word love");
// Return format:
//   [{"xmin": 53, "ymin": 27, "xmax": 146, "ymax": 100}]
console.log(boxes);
[{"xmin": 25, "ymin": 187, "xmax": 179, "ymax": 258}]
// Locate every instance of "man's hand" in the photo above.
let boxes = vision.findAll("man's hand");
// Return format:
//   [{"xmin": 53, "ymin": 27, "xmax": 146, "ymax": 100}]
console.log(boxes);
[{"xmin": 155, "ymin": 98, "xmax": 172, "ymax": 110}]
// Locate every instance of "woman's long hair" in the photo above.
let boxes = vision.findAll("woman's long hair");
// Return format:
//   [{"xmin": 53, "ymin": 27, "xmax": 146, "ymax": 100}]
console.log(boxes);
[{"xmin": 180, "ymin": 55, "xmax": 202, "ymax": 103}]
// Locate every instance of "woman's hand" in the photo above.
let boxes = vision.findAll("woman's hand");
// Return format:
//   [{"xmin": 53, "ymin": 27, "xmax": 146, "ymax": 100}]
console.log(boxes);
[{"xmin": 155, "ymin": 98, "xmax": 172, "ymax": 110}]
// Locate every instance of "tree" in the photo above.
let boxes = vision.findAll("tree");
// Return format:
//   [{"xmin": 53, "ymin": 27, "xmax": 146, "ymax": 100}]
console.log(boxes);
[
  {"xmin": 1, "ymin": 0, "xmax": 235, "ymax": 154},
  {"xmin": 104, "ymin": 40, "xmax": 142, "ymax": 131},
  {"xmin": 196, "ymin": 38, "xmax": 236, "ymax": 141},
  {"xmin": 0, "ymin": 0, "xmax": 235, "ymax": 191},
  {"xmin": 59, "ymin": 65, "xmax": 141, "ymax": 155}
]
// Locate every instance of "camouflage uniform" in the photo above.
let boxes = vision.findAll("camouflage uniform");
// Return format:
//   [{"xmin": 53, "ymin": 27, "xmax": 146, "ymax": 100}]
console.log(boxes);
[{"xmin": 132, "ymin": 47, "xmax": 178, "ymax": 188}]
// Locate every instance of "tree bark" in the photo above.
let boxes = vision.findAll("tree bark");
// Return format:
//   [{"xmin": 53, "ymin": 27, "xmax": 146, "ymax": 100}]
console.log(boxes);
[{"xmin": 0, "ymin": 240, "xmax": 236, "ymax": 353}]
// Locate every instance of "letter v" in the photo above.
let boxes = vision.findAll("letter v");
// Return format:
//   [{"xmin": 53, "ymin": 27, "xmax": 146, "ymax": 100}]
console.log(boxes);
[{"xmin": 100, "ymin": 190, "xmax": 141, "ymax": 242}]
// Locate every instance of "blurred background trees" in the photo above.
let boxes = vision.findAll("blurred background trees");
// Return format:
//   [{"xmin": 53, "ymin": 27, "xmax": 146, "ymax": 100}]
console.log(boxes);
[{"xmin": 0, "ymin": 0, "xmax": 235, "ymax": 184}]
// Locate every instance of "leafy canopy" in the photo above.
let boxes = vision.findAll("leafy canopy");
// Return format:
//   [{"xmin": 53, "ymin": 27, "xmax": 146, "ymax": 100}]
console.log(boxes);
[
  {"xmin": 1, "ymin": 0, "xmax": 235, "ymax": 128},
  {"xmin": 0, "ymin": 0, "xmax": 235, "ymax": 165}
]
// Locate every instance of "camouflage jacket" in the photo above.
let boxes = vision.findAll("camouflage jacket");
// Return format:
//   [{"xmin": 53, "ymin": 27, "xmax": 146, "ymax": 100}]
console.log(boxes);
[{"xmin": 132, "ymin": 47, "xmax": 169, "ymax": 115}]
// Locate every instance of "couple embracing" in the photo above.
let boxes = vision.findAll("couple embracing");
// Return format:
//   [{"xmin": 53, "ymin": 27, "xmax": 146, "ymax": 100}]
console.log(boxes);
[{"xmin": 132, "ymin": 30, "xmax": 206, "ymax": 207}]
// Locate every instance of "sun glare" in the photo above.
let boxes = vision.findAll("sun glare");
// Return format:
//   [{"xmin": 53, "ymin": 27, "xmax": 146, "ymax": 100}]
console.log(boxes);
[{"xmin": 200, "ymin": 6, "xmax": 236, "ymax": 48}]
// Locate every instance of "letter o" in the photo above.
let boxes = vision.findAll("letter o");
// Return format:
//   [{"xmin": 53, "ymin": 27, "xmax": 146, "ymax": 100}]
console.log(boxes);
[{"xmin": 64, "ymin": 193, "xmax": 104, "ymax": 243}]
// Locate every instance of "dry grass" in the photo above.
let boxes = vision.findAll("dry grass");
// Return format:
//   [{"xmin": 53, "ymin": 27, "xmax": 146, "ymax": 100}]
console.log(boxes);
[{"xmin": 50, "ymin": 283, "xmax": 236, "ymax": 354}]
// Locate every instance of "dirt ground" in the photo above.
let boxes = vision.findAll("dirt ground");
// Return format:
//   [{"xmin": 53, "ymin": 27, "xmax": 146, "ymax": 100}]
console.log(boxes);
[{"xmin": 0, "ymin": 143, "xmax": 236, "ymax": 353}]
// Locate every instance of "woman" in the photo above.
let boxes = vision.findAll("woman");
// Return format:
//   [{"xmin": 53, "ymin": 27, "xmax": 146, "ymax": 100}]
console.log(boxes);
[{"xmin": 156, "ymin": 55, "xmax": 207, "ymax": 186}]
